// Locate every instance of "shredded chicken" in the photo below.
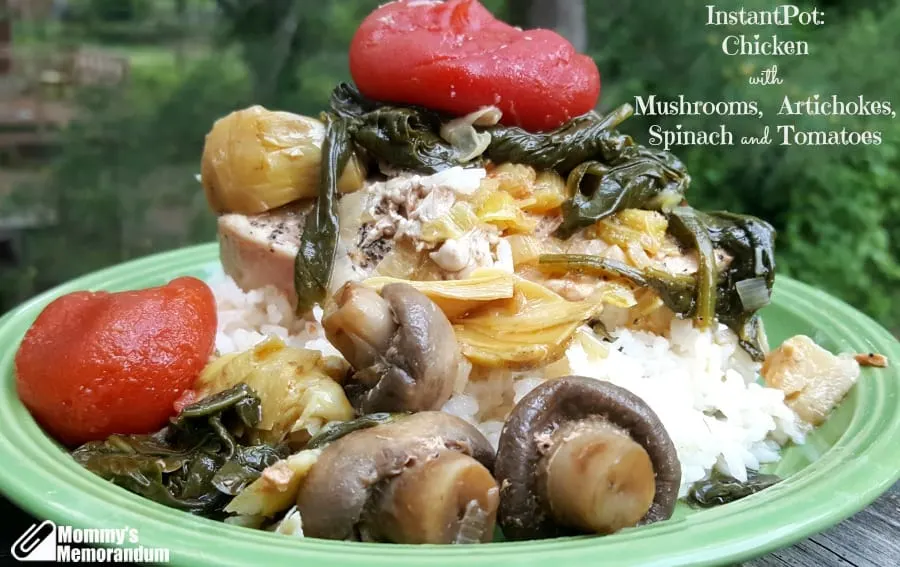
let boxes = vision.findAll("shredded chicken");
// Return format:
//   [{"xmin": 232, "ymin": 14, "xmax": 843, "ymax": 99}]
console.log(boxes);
[
  {"xmin": 762, "ymin": 335, "xmax": 860, "ymax": 425},
  {"xmin": 854, "ymin": 352, "xmax": 889, "ymax": 368}
]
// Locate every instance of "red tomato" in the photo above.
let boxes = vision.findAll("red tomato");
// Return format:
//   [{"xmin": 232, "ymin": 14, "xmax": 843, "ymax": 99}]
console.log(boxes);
[
  {"xmin": 349, "ymin": 0, "xmax": 600, "ymax": 132},
  {"xmin": 15, "ymin": 277, "xmax": 217, "ymax": 446}
]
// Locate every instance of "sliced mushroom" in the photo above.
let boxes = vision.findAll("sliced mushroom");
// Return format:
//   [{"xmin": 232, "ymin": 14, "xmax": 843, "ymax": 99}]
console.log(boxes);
[
  {"xmin": 323, "ymin": 282, "xmax": 463, "ymax": 413},
  {"xmin": 495, "ymin": 376, "xmax": 681, "ymax": 540},
  {"xmin": 295, "ymin": 411, "xmax": 498, "ymax": 543}
]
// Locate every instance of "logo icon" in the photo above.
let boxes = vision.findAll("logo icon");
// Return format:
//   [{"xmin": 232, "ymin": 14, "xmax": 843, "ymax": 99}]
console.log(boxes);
[{"xmin": 11, "ymin": 520, "xmax": 57, "ymax": 562}]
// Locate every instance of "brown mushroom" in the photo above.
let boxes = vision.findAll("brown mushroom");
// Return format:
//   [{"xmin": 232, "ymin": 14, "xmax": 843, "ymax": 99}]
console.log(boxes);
[
  {"xmin": 495, "ymin": 376, "xmax": 681, "ymax": 540},
  {"xmin": 295, "ymin": 411, "xmax": 498, "ymax": 543},
  {"xmin": 323, "ymin": 282, "xmax": 463, "ymax": 413}
]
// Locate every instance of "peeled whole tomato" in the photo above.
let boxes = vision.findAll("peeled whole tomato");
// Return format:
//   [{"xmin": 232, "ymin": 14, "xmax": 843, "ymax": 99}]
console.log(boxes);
[
  {"xmin": 15, "ymin": 277, "xmax": 217, "ymax": 446},
  {"xmin": 349, "ymin": 0, "xmax": 601, "ymax": 132}
]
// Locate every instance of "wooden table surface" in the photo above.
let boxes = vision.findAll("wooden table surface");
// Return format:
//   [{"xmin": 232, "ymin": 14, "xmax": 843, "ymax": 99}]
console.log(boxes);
[
  {"xmin": 744, "ymin": 481, "xmax": 900, "ymax": 567},
  {"xmin": 1, "ymin": 482, "xmax": 897, "ymax": 565}
]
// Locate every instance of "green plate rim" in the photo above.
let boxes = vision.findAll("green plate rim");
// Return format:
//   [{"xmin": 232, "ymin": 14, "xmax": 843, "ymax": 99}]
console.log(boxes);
[{"xmin": 0, "ymin": 242, "xmax": 898, "ymax": 567}]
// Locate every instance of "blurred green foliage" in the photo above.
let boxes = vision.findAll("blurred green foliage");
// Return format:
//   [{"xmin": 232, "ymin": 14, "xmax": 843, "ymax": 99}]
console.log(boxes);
[
  {"xmin": 57, "ymin": 0, "xmax": 190, "ymax": 44},
  {"xmin": 2, "ymin": 0, "xmax": 898, "ymax": 333}
]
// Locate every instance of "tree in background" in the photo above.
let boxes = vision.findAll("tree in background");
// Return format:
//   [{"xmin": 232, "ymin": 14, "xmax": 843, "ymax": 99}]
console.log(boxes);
[
  {"xmin": 214, "ymin": 0, "xmax": 381, "ymax": 108},
  {"xmin": 506, "ymin": 0, "xmax": 587, "ymax": 52}
]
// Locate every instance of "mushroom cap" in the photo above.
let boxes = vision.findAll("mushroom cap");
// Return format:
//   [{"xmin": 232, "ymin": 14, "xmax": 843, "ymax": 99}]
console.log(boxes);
[
  {"xmin": 296, "ymin": 411, "xmax": 496, "ymax": 540},
  {"xmin": 353, "ymin": 282, "xmax": 462, "ymax": 413},
  {"xmin": 495, "ymin": 376, "xmax": 681, "ymax": 540}
]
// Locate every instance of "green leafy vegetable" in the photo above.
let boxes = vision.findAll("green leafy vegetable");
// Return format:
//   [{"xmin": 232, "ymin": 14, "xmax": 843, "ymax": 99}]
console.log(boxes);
[
  {"xmin": 482, "ymin": 103, "xmax": 690, "ymax": 238},
  {"xmin": 71, "ymin": 384, "xmax": 287, "ymax": 518},
  {"xmin": 687, "ymin": 470, "xmax": 781, "ymax": 508},
  {"xmin": 330, "ymin": 83, "xmax": 477, "ymax": 173},
  {"xmin": 668, "ymin": 206, "xmax": 718, "ymax": 329},
  {"xmin": 352, "ymin": 108, "xmax": 470, "ymax": 173},
  {"xmin": 293, "ymin": 115, "xmax": 352, "ymax": 314},
  {"xmin": 483, "ymin": 104, "xmax": 633, "ymax": 173},
  {"xmin": 538, "ymin": 253, "xmax": 696, "ymax": 311},
  {"xmin": 305, "ymin": 412, "xmax": 405, "ymax": 450},
  {"xmin": 538, "ymin": 206, "xmax": 776, "ymax": 361},
  {"xmin": 693, "ymin": 210, "xmax": 776, "ymax": 360},
  {"xmin": 330, "ymin": 82, "xmax": 383, "ymax": 119},
  {"xmin": 555, "ymin": 149, "xmax": 689, "ymax": 239}
]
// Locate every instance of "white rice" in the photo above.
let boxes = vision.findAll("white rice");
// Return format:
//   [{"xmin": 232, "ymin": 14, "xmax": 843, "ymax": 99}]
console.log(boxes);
[
  {"xmin": 205, "ymin": 271, "xmax": 806, "ymax": 498},
  {"xmin": 207, "ymin": 271, "xmax": 341, "ymax": 359}
]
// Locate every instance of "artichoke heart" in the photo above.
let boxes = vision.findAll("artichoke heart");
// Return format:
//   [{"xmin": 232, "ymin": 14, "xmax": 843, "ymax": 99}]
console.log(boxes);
[
  {"xmin": 454, "ymin": 277, "xmax": 603, "ymax": 369},
  {"xmin": 589, "ymin": 209, "xmax": 680, "ymax": 257},
  {"xmin": 196, "ymin": 337, "xmax": 354, "ymax": 445},
  {"xmin": 475, "ymin": 191, "xmax": 538, "ymax": 234},
  {"xmin": 224, "ymin": 449, "xmax": 322, "ymax": 517},
  {"xmin": 522, "ymin": 170, "xmax": 567, "ymax": 213},
  {"xmin": 363, "ymin": 268, "xmax": 515, "ymax": 318},
  {"xmin": 201, "ymin": 105, "xmax": 366, "ymax": 214},
  {"xmin": 420, "ymin": 202, "xmax": 480, "ymax": 244},
  {"xmin": 365, "ymin": 270, "xmax": 605, "ymax": 369}
]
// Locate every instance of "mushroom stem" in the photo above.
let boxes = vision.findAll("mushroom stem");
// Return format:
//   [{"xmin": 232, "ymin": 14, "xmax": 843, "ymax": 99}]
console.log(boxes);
[
  {"xmin": 323, "ymin": 283, "xmax": 398, "ymax": 371},
  {"xmin": 540, "ymin": 419, "xmax": 656, "ymax": 535},
  {"xmin": 368, "ymin": 451, "xmax": 500, "ymax": 544}
]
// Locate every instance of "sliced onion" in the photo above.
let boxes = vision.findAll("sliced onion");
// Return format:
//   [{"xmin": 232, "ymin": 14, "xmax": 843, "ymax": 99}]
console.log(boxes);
[
  {"xmin": 440, "ymin": 107, "xmax": 501, "ymax": 162},
  {"xmin": 735, "ymin": 277, "xmax": 771, "ymax": 311},
  {"xmin": 453, "ymin": 500, "xmax": 490, "ymax": 544}
]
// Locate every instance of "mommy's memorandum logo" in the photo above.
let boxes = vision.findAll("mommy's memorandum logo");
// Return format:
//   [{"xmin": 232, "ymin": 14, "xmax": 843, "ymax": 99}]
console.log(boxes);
[{"xmin": 11, "ymin": 520, "xmax": 170, "ymax": 563}]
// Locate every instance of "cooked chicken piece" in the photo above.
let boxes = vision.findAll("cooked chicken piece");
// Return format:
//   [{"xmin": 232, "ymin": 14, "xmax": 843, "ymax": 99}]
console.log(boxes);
[
  {"xmin": 761, "ymin": 335, "xmax": 860, "ymax": 425},
  {"xmin": 219, "ymin": 204, "xmax": 308, "ymax": 306},
  {"xmin": 218, "ymin": 200, "xmax": 371, "ymax": 311},
  {"xmin": 854, "ymin": 352, "xmax": 889, "ymax": 368}
]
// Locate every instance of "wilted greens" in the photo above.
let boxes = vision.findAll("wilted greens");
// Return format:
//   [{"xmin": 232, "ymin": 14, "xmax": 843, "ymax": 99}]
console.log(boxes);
[
  {"xmin": 668, "ymin": 207, "xmax": 718, "ymax": 328},
  {"xmin": 687, "ymin": 470, "xmax": 781, "ymax": 508},
  {"xmin": 697, "ymin": 210, "xmax": 776, "ymax": 360},
  {"xmin": 352, "ymin": 108, "xmax": 472, "ymax": 173},
  {"xmin": 555, "ymin": 152, "xmax": 689, "ymax": 239},
  {"xmin": 330, "ymin": 83, "xmax": 485, "ymax": 172},
  {"xmin": 294, "ymin": 83, "xmax": 770, "ymax": 358},
  {"xmin": 71, "ymin": 384, "xmax": 288, "ymax": 518},
  {"xmin": 483, "ymin": 105, "xmax": 633, "ymax": 173},
  {"xmin": 293, "ymin": 116, "xmax": 353, "ymax": 315},
  {"xmin": 305, "ymin": 412, "xmax": 405, "ymax": 450},
  {"xmin": 539, "ymin": 205, "xmax": 776, "ymax": 360},
  {"xmin": 292, "ymin": 84, "xmax": 695, "ymax": 311}
]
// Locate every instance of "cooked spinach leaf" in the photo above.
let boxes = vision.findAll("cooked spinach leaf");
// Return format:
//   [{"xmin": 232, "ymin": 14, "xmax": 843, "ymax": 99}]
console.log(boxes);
[
  {"xmin": 681, "ymin": 209, "xmax": 776, "ymax": 359},
  {"xmin": 483, "ymin": 104, "xmax": 633, "ymax": 173},
  {"xmin": 483, "ymin": 103, "xmax": 690, "ymax": 238},
  {"xmin": 293, "ymin": 115, "xmax": 352, "ymax": 315},
  {"xmin": 330, "ymin": 83, "xmax": 476, "ymax": 173},
  {"xmin": 687, "ymin": 470, "xmax": 781, "ymax": 508},
  {"xmin": 71, "ymin": 384, "xmax": 287, "ymax": 518},
  {"xmin": 555, "ymin": 153, "xmax": 689, "ymax": 238},
  {"xmin": 538, "ymin": 207, "xmax": 776, "ymax": 361},
  {"xmin": 538, "ymin": 254, "xmax": 697, "ymax": 312},
  {"xmin": 330, "ymin": 82, "xmax": 383, "ymax": 119},
  {"xmin": 305, "ymin": 412, "xmax": 405, "ymax": 450},
  {"xmin": 668, "ymin": 207, "xmax": 718, "ymax": 329},
  {"xmin": 352, "ymin": 108, "xmax": 470, "ymax": 173}
]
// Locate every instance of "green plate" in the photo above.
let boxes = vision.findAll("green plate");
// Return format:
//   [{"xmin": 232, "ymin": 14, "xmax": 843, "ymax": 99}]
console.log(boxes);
[{"xmin": 1, "ymin": 243, "xmax": 898, "ymax": 566}]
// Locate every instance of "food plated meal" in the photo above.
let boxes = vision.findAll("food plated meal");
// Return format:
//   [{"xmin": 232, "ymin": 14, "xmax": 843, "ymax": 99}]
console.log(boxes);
[{"xmin": 2, "ymin": 0, "xmax": 898, "ymax": 562}]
